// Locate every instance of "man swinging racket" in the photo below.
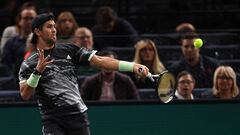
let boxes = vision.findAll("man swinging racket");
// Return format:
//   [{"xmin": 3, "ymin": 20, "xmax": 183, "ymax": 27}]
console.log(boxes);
[{"xmin": 19, "ymin": 12, "xmax": 149, "ymax": 135}]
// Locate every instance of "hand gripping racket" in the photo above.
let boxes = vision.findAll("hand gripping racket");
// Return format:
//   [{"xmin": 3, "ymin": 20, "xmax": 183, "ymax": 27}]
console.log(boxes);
[{"xmin": 141, "ymin": 69, "xmax": 176, "ymax": 103}]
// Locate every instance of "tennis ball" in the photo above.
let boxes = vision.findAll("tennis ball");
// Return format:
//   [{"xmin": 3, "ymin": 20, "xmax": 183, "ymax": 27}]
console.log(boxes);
[{"xmin": 194, "ymin": 38, "xmax": 203, "ymax": 48}]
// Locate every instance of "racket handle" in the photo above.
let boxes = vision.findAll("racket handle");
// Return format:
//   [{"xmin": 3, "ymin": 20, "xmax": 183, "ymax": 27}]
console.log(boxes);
[
  {"xmin": 138, "ymin": 67, "xmax": 155, "ymax": 82},
  {"xmin": 147, "ymin": 72, "xmax": 155, "ymax": 82}
]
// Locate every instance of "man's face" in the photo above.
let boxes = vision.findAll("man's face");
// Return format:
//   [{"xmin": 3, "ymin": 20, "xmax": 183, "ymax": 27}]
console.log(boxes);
[
  {"xmin": 74, "ymin": 29, "xmax": 93, "ymax": 49},
  {"xmin": 177, "ymin": 74, "xmax": 195, "ymax": 97},
  {"xmin": 19, "ymin": 9, "xmax": 37, "ymax": 33},
  {"xmin": 40, "ymin": 20, "xmax": 57, "ymax": 45},
  {"xmin": 181, "ymin": 38, "xmax": 200, "ymax": 63}
]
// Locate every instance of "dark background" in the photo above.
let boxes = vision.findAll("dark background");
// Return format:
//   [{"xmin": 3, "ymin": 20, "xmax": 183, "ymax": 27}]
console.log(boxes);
[{"xmin": 1, "ymin": 0, "xmax": 240, "ymax": 34}]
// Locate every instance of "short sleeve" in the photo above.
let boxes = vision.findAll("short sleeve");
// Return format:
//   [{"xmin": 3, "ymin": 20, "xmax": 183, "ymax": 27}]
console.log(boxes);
[{"xmin": 75, "ymin": 48, "xmax": 97, "ymax": 65}]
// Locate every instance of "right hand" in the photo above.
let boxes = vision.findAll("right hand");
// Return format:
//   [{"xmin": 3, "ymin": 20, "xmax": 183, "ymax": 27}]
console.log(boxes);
[
  {"xmin": 36, "ymin": 49, "xmax": 54, "ymax": 73},
  {"xmin": 133, "ymin": 64, "xmax": 149, "ymax": 78}
]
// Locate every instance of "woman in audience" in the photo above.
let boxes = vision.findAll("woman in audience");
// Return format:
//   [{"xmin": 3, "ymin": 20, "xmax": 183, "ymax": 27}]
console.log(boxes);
[
  {"xmin": 212, "ymin": 65, "xmax": 239, "ymax": 99},
  {"xmin": 56, "ymin": 11, "xmax": 79, "ymax": 44},
  {"xmin": 0, "ymin": 2, "xmax": 36, "ymax": 57},
  {"xmin": 131, "ymin": 39, "xmax": 165, "ymax": 88}
]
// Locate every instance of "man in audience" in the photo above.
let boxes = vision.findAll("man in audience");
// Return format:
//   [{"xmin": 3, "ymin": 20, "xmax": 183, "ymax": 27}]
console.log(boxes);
[
  {"xmin": 169, "ymin": 32, "xmax": 220, "ymax": 88},
  {"xmin": 174, "ymin": 71, "xmax": 196, "ymax": 100},
  {"xmin": 73, "ymin": 27, "xmax": 100, "ymax": 76},
  {"xmin": 92, "ymin": 6, "xmax": 140, "ymax": 50},
  {"xmin": 73, "ymin": 27, "xmax": 93, "ymax": 49},
  {"xmin": 1, "ymin": 6, "xmax": 37, "ymax": 89},
  {"xmin": 81, "ymin": 50, "xmax": 139, "ymax": 101}
]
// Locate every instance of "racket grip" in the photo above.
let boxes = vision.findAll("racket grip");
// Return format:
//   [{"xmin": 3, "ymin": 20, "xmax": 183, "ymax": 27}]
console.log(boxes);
[
  {"xmin": 138, "ymin": 67, "xmax": 154, "ymax": 82},
  {"xmin": 147, "ymin": 72, "xmax": 155, "ymax": 82}
]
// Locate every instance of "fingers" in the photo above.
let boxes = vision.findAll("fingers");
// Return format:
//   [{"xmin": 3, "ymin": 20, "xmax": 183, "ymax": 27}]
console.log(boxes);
[{"xmin": 136, "ymin": 64, "xmax": 149, "ymax": 77}]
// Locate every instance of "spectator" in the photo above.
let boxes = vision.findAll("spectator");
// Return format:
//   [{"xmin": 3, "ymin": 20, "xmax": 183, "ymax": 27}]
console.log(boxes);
[
  {"xmin": 174, "ymin": 71, "xmax": 196, "ymax": 100},
  {"xmin": 168, "ymin": 32, "xmax": 219, "ymax": 88},
  {"xmin": 56, "ymin": 11, "xmax": 79, "ymax": 44},
  {"xmin": 1, "ymin": 7, "xmax": 37, "ymax": 89},
  {"xmin": 176, "ymin": 22, "xmax": 196, "ymax": 33},
  {"xmin": 73, "ymin": 27, "xmax": 100, "ymax": 76},
  {"xmin": 0, "ymin": 2, "xmax": 36, "ymax": 59},
  {"xmin": 81, "ymin": 50, "xmax": 139, "ymax": 101},
  {"xmin": 92, "ymin": 6, "xmax": 140, "ymax": 50},
  {"xmin": 131, "ymin": 39, "xmax": 165, "ymax": 88},
  {"xmin": 73, "ymin": 27, "xmax": 93, "ymax": 49},
  {"xmin": 175, "ymin": 22, "xmax": 196, "ymax": 43},
  {"xmin": 211, "ymin": 65, "xmax": 239, "ymax": 99}
]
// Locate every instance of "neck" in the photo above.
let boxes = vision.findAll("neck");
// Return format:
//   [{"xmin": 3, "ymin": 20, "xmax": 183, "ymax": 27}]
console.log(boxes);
[
  {"xmin": 187, "ymin": 57, "xmax": 199, "ymax": 66},
  {"xmin": 218, "ymin": 90, "xmax": 232, "ymax": 99},
  {"xmin": 102, "ymin": 72, "xmax": 115, "ymax": 83},
  {"xmin": 36, "ymin": 39, "xmax": 55, "ymax": 50}
]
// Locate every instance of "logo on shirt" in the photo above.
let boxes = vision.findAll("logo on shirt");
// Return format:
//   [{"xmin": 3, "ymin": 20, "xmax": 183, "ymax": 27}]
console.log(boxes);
[{"xmin": 66, "ymin": 55, "xmax": 72, "ymax": 60}]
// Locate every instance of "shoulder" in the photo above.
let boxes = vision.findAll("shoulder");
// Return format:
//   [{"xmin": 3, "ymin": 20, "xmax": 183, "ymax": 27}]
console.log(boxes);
[
  {"xmin": 169, "ymin": 58, "xmax": 185, "ymax": 69},
  {"xmin": 202, "ymin": 55, "xmax": 220, "ymax": 66},
  {"xmin": 3, "ymin": 26, "xmax": 17, "ymax": 34},
  {"xmin": 83, "ymin": 73, "xmax": 101, "ymax": 84},
  {"xmin": 56, "ymin": 43, "xmax": 79, "ymax": 50}
]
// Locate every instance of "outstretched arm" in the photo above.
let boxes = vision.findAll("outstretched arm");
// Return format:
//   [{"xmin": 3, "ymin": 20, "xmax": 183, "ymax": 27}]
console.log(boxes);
[{"xmin": 89, "ymin": 54, "xmax": 149, "ymax": 77}]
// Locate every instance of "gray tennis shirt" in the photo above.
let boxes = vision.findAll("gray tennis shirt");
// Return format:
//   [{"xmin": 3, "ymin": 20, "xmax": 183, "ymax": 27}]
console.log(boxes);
[{"xmin": 19, "ymin": 44, "xmax": 96, "ymax": 117}]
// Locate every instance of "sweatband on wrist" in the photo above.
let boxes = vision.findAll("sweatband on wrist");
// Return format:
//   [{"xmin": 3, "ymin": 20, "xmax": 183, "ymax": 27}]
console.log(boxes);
[
  {"xmin": 118, "ymin": 61, "xmax": 134, "ymax": 72},
  {"xmin": 26, "ymin": 73, "xmax": 41, "ymax": 88}
]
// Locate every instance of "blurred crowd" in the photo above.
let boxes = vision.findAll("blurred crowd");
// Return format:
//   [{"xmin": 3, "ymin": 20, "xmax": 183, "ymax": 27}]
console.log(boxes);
[{"xmin": 0, "ymin": 1, "xmax": 239, "ymax": 102}]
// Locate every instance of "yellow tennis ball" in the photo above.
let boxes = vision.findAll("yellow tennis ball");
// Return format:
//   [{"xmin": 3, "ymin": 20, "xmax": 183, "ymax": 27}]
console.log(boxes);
[{"xmin": 194, "ymin": 38, "xmax": 203, "ymax": 48}]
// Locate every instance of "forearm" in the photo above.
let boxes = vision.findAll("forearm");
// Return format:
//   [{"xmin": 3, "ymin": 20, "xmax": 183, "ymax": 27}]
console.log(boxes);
[
  {"xmin": 90, "ymin": 55, "xmax": 119, "ymax": 71},
  {"xmin": 19, "ymin": 82, "xmax": 35, "ymax": 100},
  {"xmin": 90, "ymin": 55, "xmax": 149, "ymax": 77}
]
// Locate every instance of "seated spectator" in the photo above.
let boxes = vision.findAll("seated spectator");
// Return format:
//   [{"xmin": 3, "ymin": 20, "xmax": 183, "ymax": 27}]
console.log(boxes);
[
  {"xmin": 73, "ymin": 27, "xmax": 94, "ymax": 49},
  {"xmin": 211, "ymin": 66, "xmax": 239, "ymax": 99},
  {"xmin": 0, "ymin": 2, "xmax": 37, "ymax": 59},
  {"xmin": 175, "ymin": 22, "xmax": 196, "ymax": 42},
  {"xmin": 56, "ymin": 11, "xmax": 79, "ymax": 44},
  {"xmin": 130, "ymin": 39, "xmax": 165, "ymax": 88},
  {"xmin": 173, "ymin": 71, "xmax": 196, "ymax": 100},
  {"xmin": 1, "ymin": 7, "xmax": 37, "ymax": 89},
  {"xmin": 80, "ymin": 50, "xmax": 139, "ymax": 101},
  {"xmin": 92, "ymin": 6, "xmax": 140, "ymax": 50},
  {"xmin": 168, "ymin": 32, "xmax": 220, "ymax": 88},
  {"xmin": 73, "ymin": 27, "xmax": 100, "ymax": 76}
]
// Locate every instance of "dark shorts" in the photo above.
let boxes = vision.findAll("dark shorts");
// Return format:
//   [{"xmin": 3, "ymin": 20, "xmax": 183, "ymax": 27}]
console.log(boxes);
[{"xmin": 42, "ymin": 111, "xmax": 90, "ymax": 135}]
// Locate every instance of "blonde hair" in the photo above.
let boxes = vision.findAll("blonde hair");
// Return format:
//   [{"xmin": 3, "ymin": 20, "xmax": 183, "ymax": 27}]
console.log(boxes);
[
  {"xmin": 133, "ymin": 39, "xmax": 165, "ymax": 74},
  {"xmin": 212, "ymin": 66, "xmax": 239, "ymax": 98},
  {"xmin": 56, "ymin": 11, "xmax": 79, "ymax": 36}
]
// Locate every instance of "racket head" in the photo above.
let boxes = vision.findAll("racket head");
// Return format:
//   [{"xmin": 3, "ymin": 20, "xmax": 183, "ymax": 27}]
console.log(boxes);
[{"xmin": 155, "ymin": 70, "xmax": 176, "ymax": 103}]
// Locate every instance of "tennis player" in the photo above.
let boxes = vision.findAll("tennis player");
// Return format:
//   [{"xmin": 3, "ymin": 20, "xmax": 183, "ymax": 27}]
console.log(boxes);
[{"xmin": 19, "ymin": 13, "xmax": 149, "ymax": 135}]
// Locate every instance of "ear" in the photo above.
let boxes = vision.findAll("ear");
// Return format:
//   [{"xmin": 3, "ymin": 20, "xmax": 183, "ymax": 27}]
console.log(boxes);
[{"xmin": 34, "ymin": 28, "xmax": 41, "ymax": 36}]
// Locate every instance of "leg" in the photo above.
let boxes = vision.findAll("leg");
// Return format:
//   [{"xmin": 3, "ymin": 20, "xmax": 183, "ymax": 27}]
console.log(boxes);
[{"xmin": 42, "ymin": 119, "xmax": 65, "ymax": 135}]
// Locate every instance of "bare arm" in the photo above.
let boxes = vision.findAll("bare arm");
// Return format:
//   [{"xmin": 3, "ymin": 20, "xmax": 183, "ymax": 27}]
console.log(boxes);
[
  {"xmin": 19, "ymin": 81, "xmax": 35, "ymax": 100},
  {"xmin": 19, "ymin": 49, "xmax": 53, "ymax": 100},
  {"xmin": 89, "ymin": 55, "xmax": 149, "ymax": 77}
]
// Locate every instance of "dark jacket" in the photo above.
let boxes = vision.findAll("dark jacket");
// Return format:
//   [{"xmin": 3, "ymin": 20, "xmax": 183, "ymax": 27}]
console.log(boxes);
[
  {"xmin": 81, "ymin": 72, "xmax": 139, "ymax": 100},
  {"xmin": 169, "ymin": 55, "xmax": 219, "ymax": 88},
  {"xmin": 92, "ymin": 18, "xmax": 140, "ymax": 50}
]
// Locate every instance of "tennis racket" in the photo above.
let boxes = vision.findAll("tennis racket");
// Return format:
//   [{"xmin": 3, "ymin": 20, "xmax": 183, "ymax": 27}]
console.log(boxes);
[{"xmin": 146, "ymin": 70, "xmax": 176, "ymax": 103}]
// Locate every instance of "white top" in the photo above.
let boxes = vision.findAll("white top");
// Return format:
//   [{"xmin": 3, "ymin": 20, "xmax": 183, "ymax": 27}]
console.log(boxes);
[
  {"xmin": 175, "ymin": 90, "xmax": 194, "ymax": 100},
  {"xmin": 1, "ymin": 26, "xmax": 19, "ymax": 52}
]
